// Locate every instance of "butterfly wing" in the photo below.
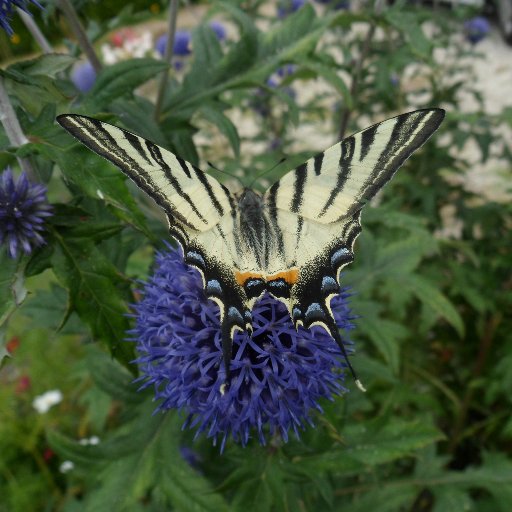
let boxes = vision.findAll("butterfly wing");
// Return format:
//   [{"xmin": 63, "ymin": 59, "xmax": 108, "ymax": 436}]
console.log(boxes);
[
  {"xmin": 57, "ymin": 115, "xmax": 251, "ymax": 384},
  {"xmin": 263, "ymin": 108, "xmax": 445, "ymax": 385}
]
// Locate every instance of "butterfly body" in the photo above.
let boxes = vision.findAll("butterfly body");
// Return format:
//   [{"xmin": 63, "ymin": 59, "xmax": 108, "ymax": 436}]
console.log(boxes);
[{"xmin": 57, "ymin": 108, "xmax": 445, "ymax": 390}]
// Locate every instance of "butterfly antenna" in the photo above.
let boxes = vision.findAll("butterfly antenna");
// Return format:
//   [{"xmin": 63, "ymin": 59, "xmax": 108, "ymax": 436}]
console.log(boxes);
[
  {"xmin": 248, "ymin": 157, "xmax": 287, "ymax": 189},
  {"xmin": 332, "ymin": 330, "xmax": 366, "ymax": 392},
  {"xmin": 207, "ymin": 161, "xmax": 244, "ymax": 189}
]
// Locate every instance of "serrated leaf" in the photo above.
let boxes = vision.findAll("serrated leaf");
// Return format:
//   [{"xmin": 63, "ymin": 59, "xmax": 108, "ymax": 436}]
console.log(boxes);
[
  {"xmin": 51, "ymin": 229, "xmax": 134, "ymax": 367},
  {"xmin": 296, "ymin": 420, "xmax": 444, "ymax": 473},
  {"xmin": 56, "ymin": 147, "xmax": 152, "ymax": 238},
  {"xmin": 84, "ymin": 58, "xmax": 168, "ymax": 110},
  {"xmin": 87, "ymin": 350, "xmax": 142, "ymax": 404},
  {"xmin": 51, "ymin": 402, "xmax": 229, "ymax": 512}
]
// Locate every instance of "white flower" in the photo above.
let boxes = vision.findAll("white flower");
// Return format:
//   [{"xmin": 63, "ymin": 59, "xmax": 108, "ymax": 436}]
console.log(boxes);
[
  {"xmin": 32, "ymin": 390, "xmax": 63, "ymax": 414},
  {"xmin": 78, "ymin": 435, "xmax": 100, "ymax": 446},
  {"xmin": 59, "ymin": 460, "xmax": 75, "ymax": 473}
]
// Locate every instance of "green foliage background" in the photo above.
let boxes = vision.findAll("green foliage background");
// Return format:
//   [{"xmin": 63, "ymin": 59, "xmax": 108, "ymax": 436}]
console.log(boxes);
[{"xmin": 0, "ymin": 1, "xmax": 511, "ymax": 510}]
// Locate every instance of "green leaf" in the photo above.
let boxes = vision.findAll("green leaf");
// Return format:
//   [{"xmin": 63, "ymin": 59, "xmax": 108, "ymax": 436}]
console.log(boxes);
[
  {"xmin": 56, "ymin": 147, "xmax": 152, "ymax": 238},
  {"xmin": 84, "ymin": 58, "xmax": 168, "ymax": 110},
  {"xmin": 296, "ymin": 419, "xmax": 444, "ymax": 473},
  {"xmin": 50, "ymin": 404, "xmax": 229, "ymax": 511},
  {"xmin": 0, "ymin": 253, "xmax": 27, "ymax": 328},
  {"xmin": 6, "ymin": 53, "xmax": 75, "ymax": 78},
  {"xmin": 260, "ymin": 4, "xmax": 316, "ymax": 58},
  {"xmin": 398, "ymin": 274, "xmax": 465, "ymax": 337},
  {"xmin": 302, "ymin": 59, "xmax": 352, "ymax": 107},
  {"xmin": 51, "ymin": 229, "xmax": 134, "ymax": 367},
  {"xmin": 356, "ymin": 312, "xmax": 407, "ymax": 375},
  {"xmin": 87, "ymin": 350, "xmax": 142, "ymax": 405},
  {"xmin": 199, "ymin": 103, "xmax": 240, "ymax": 157},
  {"xmin": 385, "ymin": 10, "xmax": 431, "ymax": 58}
]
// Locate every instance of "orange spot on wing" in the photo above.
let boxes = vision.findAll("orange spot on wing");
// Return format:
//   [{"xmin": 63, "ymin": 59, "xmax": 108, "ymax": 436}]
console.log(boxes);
[
  {"xmin": 235, "ymin": 271, "xmax": 264, "ymax": 286},
  {"xmin": 267, "ymin": 268, "xmax": 299, "ymax": 286}
]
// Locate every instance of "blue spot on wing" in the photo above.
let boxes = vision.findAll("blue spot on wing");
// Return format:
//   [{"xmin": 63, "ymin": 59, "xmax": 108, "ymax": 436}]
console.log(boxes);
[
  {"xmin": 187, "ymin": 250, "xmax": 205, "ymax": 267},
  {"xmin": 305, "ymin": 303, "xmax": 323, "ymax": 320},
  {"xmin": 228, "ymin": 307, "xmax": 243, "ymax": 323},
  {"xmin": 206, "ymin": 279, "xmax": 222, "ymax": 295},
  {"xmin": 331, "ymin": 247, "xmax": 352, "ymax": 267},
  {"xmin": 321, "ymin": 276, "xmax": 339, "ymax": 293}
]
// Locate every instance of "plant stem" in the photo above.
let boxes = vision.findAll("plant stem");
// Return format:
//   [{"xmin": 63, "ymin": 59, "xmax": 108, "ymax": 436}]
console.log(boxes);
[
  {"xmin": 58, "ymin": 0, "xmax": 102, "ymax": 72},
  {"xmin": 337, "ymin": 0, "xmax": 385, "ymax": 141},
  {"xmin": 16, "ymin": 7, "xmax": 53, "ymax": 54},
  {"xmin": 0, "ymin": 77, "xmax": 36, "ymax": 180},
  {"xmin": 154, "ymin": 0, "xmax": 179, "ymax": 122},
  {"xmin": 448, "ymin": 312, "xmax": 502, "ymax": 454}
]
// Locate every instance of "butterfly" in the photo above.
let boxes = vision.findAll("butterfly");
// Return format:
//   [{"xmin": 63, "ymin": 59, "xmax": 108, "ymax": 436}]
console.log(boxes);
[{"xmin": 57, "ymin": 108, "xmax": 445, "ymax": 392}]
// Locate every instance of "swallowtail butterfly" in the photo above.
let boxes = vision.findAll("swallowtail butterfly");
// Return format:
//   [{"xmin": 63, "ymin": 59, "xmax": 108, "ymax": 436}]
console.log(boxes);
[{"xmin": 57, "ymin": 108, "xmax": 445, "ymax": 392}]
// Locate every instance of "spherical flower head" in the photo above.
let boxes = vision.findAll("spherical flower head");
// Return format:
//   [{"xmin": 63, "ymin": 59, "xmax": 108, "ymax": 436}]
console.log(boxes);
[
  {"xmin": 156, "ymin": 30, "xmax": 192, "ymax": 57},
  {"xmin": 209, "ymin": 20, "xmax": 226, "ymax": 41},
  {"xmin": 133, "ymin": 246, "xmax": 355, "ymax": 450},
  {"xmin": 463, "ymin": 16, "xmax": 490, "ymax": 44},
  {"xmin": 71, "ymin": 61, "xmax": 97, "ymax": 93},
  {"xmin": 0, "ymin": 168, "xmax": 52, "ymax": 259},
  {"xmin": 0, "ymin": 0, "xmax": 42, "ymax": 36},
  {"xmin": 277, "ymin": 0, "xmax": 306, "ymax": 19}
]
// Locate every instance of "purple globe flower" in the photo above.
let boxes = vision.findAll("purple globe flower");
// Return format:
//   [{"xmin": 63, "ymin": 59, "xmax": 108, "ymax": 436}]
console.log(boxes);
[
  {"xmin": 155, "ymin": 29, "xmax": 192, "ymax": 57},
  {"xmin": 71, "ymin": 62, "xmax": 96, "ymax": 93},
  {"xmin": 0, "ymin": 0, "xmax": 42, "ymax": 36},
  {"xmin": 0, "ymin": 168, "xmax": 52, "ymax": 259},
  {"xmin": 209, "ymin": 20, "xmax": 226, "ymax": 41},
  {"xmin": 277, "ymin": 0, "xmax": 306, "ymax": 19},
  {"xmin": 463, "ymin": 16, "xmax": 490, "ymax": 44},
  {"xmin": 132, "ymin": 245, "xmax": 355, "ymax": 450}
]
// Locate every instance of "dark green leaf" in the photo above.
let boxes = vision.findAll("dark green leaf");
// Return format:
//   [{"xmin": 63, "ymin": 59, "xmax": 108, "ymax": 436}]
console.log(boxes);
[
  {"xmin": 84, "ymin": 58, "xmax": 168, "ymax": 110},
  {"xmin": 50, "ymin": 229, "xmax": 134, "ymax": 367}
]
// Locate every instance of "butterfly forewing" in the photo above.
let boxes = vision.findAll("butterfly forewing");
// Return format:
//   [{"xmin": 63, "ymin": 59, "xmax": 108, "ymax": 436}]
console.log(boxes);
[
  {"xmin": 264, "ymin": 109, "xmax": 445, "ymax": 224},
  {"xmin": 57, "ymin": 115, "xmax": 234, "ymax": 232}
]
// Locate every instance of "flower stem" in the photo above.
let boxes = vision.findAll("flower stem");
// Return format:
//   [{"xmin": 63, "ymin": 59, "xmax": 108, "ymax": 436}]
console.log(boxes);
[
  {"xmin": 337, "ymin": 0, "xmax": 385, "ymax": 141},
  {"xmin": 57, "ymin": 0, "xmax": 102, "ymax": 73},
  {"xmin": 154, "ymin": 0, "xmax": 179, "ymax": 122},
  {"xmin": 0, "ymin": 77, "xmax": 36, "ymax": 180},
  {"xmin": 16, "ymin": 7, "xmax": 53, "ymax": 54},
  {"xmin": 448, "ymin": 312, "xmax": 502, "ymax": 454}
]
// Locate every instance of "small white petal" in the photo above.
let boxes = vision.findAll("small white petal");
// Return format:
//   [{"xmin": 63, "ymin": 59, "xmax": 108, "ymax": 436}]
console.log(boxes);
[
  {"xmin": 97, "ymin": 189, "xmax": 105, "ymax": 199},
  {"xmin": 32, "ymin": 390, "xmax": 63, "ymax": 414},
  {"xmin": 59, "ymin": 460, "xmax": 75, "ymax": 473}
]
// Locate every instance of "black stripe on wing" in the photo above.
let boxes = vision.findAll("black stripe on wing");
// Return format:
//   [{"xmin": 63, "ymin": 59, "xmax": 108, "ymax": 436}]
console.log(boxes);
[{"xmin": 318, "ymin": 135, "xmax": 356, "ymax": 217}]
